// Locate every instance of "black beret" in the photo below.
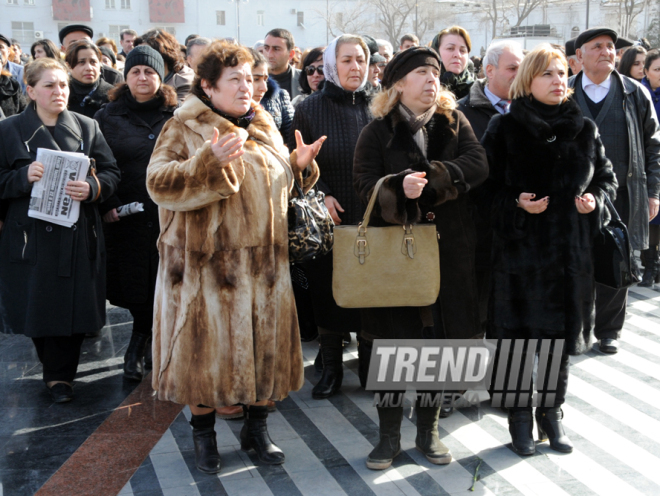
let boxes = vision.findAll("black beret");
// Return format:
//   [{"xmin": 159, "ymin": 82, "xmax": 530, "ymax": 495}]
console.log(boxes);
[
  {"xmin": 58, "ymin": 24, "xmax": 93, "ymax": 45},
  {"xmin": 575, "ymin": 27, "xmax": 617, "ymax": 50},
  {"xmin": 381, "ymin": 46, "xmax": 441, "ymax": 89},
  {"xmin": 0, "ymin": 34, "xmax": 11, "ymax": 48},
  {"xmin": 565, "ymin": 38, "xmax": 577, "ymax": 57},
  {"xmin": 615, "ymin": 37, "xmax": 634, "ymax": 50}
]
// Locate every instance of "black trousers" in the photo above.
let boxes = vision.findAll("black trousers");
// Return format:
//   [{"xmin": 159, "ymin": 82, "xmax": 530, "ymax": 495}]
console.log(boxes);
[
  {"xmin": 128, "ymin": 302, "xmax": 154, "ymax": 337},
  {"xmin": 594, "ymin": 283, "xmax": 627, "ymax": 340},
  {"xmin": 32, "ymin": 334, "xmax": 86, "ymax": 383},
  {"xmin": 491, "ymin": 340, "xmax": 569, "ymax": 410}
]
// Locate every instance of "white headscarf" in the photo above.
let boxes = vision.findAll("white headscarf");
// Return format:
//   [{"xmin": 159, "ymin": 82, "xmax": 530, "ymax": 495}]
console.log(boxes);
[{"xmin": 323, "ymin": 35, "xmax": 370, "ymax": 92}]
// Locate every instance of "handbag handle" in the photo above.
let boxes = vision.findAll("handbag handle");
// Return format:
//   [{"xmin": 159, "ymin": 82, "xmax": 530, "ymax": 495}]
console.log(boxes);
[
  {"xmin": 360, "ymin": 175, "xmax": 395, "ymax": 231},
  {"xmin": 602, "ymin": 194, "xmax": 621, "ymax": 223}
]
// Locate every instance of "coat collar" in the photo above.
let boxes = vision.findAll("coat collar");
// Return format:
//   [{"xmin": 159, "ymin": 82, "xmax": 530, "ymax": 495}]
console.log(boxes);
[
  {"xmin": 20, "ymin": 103, "xmax": 84, "ymax": 154},
  {"xmin": 509, "ymin": 96, "xmax": 584, "ymax": 141},
  {"xmin": 462, "ymin": 78, "xmax": 493, "ymax": 109},
  {"xmin": 174, "ymin": 94, "xmax": 283, "ymax": 150},
  {"xmin": 569, "ymin": 70, "xmax": 637, "ymax": 96},
  {"xmin": 321, "ymin": 80, "xmax": 369, "ymax": 105}
]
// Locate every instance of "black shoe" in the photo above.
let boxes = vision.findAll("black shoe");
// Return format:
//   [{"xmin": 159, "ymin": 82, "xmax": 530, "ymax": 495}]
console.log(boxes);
[
  {"xmin": 639, "ymin": 246, "xmax": 660, "ymax": 287},
  {"xmin": 438, "ymin": 405, "xmax": 454, "ymax": 418},
  {"xmin": 598, "ymin": 339, "xmax": 619, "ymax": 354},
  {"xmin": 191, "ymin": 428, "xmax": 222, "ymax": 473},
  {"xmin": 124, "ymin": 333, "xmax": 149, "ymax": 381},
  {"xmin": 536, "ymin": 407, "xmax": 573, "ymax": 453},
  {"xmin": 367, "ymin": 406, "xmax": 403, "ymax": 470},
  {"xmin": 240, "ymin": 406, "xmax": 285, "ymax": 465},
  {"xmin": 508, "ymin": 409, "xmax": 535, "ymax": 456},
  {"xmin": 48, "ymin": 382, "xmax": 74, "ymax": 403},
  {"xmin": 312, "ymin": 334, "xmax": 343, "ymax": 399}
]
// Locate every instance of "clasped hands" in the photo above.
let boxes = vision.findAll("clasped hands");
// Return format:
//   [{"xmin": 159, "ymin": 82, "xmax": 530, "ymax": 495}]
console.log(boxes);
[{"xmin": 516, "ymin": 192, "xmax": 595, "ymax": 214}]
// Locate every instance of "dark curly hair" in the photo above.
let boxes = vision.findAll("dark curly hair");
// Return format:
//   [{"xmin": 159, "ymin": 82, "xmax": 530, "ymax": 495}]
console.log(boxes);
[
  {"xmin": 135, "ymin": 29, "xmax": 185, "ymax": 73},
  {"xmin": 191, "ymin": 41, "xmax": 253, "ymax": 100},
  {"xmin": 299, "ymin": 47, "xmax": 325, "ymax": 95}
]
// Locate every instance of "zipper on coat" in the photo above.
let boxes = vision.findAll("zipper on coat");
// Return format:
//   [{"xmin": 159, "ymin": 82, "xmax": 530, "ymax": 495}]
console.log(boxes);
[
  {"xmin": 24, "ymin": 125, "xmax": 45, "ymax": 152},
  {"xmin": 92, "ymin": 225, "xmax": 97, "ymax": 238},
  {"xmin": 353, "ymin": 92, "xmax": 356, "ymax": 105},
  {"xmin": 22, "ymin": 231, "xmax": 28, "ymax": 259}
]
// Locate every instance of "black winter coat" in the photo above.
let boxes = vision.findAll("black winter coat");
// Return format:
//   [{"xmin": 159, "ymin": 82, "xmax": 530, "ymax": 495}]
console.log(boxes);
[
  {"xmin": 480, "ymin": 97, "xmax": 617, "ymax": 355},
  {"xmin": 0, "ymin": 75, "xmax": 26, "ymax": 118},
  {"xmin": 353, "ymin": 108, "xmax": 488, "ymax": 340},
  {"xmin": 94, "ymin": 92, "xmax": 176, "ymax": 307},
  {"xmin": 290, "ymin": 80, "xmax": 372, "ymax": 226},
  {"xmin": 68, "ymin": 78, "xmax": 114, "ymax": 119},
  {"xmin": 0, "ymin": 105, "xmax": 120, "ymax": 337},
  {"xmin": 289, "ymin": 80, "xmax": 372, "ymax": 333},
  {"xmin": 457, "ymin": 79, "xmax": 498, "ymax": 141},
  {"xmin": 261, "ymin": 78, "xmax": 294, "ymax": 146}
]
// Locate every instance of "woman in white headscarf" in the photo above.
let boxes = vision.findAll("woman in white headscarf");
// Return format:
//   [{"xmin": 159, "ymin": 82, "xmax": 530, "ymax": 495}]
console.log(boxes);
[{"xmin": 289, "ymin": 35, "xmax": 373, "ymax": 400}]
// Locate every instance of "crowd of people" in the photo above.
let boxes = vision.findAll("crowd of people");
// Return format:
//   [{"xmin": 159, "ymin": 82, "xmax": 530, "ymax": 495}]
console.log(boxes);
[{"xmin": 0, "ymin": 20, "xmax": 659, "ymax": 476}]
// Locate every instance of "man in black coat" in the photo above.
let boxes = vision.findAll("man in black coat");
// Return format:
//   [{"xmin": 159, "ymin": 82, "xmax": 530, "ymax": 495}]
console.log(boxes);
[
  {"xmin": 458, "ymin": 40, "xmax": 523, "ymax": 336},
  {"xmin": 569, "ymin": 27, "xmax": 660, "ymax": 353}
]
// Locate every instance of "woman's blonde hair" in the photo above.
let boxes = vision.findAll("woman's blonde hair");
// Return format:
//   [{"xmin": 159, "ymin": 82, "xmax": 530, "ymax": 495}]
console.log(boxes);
[
  {"xmin": 370, "ymin": 78, "xmax": 456, "ymax": 119},
  {"xmin": 509, "ymin": 43, "xmax": 573, "ymax": 101}
]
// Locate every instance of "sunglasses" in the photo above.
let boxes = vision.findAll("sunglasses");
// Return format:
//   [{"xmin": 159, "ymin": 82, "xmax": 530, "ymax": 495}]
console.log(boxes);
[{"xmin": 305, "ymin": 66, "xmax": 324, "ymax": 76}]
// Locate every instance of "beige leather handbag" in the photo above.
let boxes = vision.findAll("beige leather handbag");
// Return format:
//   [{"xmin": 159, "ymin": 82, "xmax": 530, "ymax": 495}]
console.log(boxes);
[{"xmin": 332, "ymin": 175, "xmax": 441, "ymax": 308}]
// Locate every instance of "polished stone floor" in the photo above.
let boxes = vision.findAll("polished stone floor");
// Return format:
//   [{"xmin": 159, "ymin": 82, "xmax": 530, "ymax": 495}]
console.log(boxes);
[{"xmin": 4, "ymin": 287, "xmax": 660, "ymax": 495}]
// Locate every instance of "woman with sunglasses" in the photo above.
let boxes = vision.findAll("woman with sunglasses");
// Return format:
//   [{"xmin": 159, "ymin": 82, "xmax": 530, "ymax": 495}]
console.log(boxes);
[{"xmin": 292, "ymin": 47, "xmax": 325, "ymax": 108}]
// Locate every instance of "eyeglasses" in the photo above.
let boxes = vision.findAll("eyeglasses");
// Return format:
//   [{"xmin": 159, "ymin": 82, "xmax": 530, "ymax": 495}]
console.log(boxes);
[{"xmin": 305, "ymin": 66, "xmax": 324, "ymax": 76}]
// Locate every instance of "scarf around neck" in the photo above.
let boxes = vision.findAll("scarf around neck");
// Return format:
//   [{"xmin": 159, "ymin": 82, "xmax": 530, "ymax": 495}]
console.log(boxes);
[
  {"xmin": 440, "ymin": 64, "xmax": 474, "ymax": 99},
  {"xmin": 399, "ymin": 102, "xmax": 436, "ymax": 156},
  {"xmin": 200, "ymin": 94, "xmax": 256, "ymax": 129}
]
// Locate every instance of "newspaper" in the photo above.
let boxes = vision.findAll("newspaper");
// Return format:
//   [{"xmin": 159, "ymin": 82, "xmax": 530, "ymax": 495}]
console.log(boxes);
[{"xmin": 28, "ymin": 148, "xmax": 90, "ymax": 228}]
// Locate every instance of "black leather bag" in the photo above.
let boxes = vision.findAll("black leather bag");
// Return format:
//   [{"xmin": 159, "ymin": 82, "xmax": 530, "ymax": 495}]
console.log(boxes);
[
  {"xmin": 288, "ymin": 181, "xmax": 334, "ymax": 263},
  {"xmin": 593, "ymin": 195, "xmax": 639, "ymax": 289}
]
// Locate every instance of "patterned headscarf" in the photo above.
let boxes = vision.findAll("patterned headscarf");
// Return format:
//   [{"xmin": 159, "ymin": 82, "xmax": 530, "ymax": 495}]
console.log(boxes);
[{"xmin": 323, "ymin": 35, "xmax": 370, "ymax": 92}]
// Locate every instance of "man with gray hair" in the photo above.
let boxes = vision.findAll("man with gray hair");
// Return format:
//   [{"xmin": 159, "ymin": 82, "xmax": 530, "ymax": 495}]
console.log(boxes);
[
  {"xmin": 186, "ymin": 36, "xmax": 212, "ymax": 72},
  {"xmin": 458, "ymin": 40, "xmax": 523, "ymax": 139},
  {"xmin": 376, "ymin": 39, "xmax": 393, "ymax": 62}
]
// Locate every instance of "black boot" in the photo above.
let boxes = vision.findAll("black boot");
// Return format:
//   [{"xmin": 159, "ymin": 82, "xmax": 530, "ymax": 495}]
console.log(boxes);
[
  {"xmin": 240, "ymin": 405, "xmax": 285, "ymax": 464},
  {"xmin": 314, "ymin": 346, "xmax": 323, "ymax": 373},
  {"xmin": 639, "ymin": 246, "xmax": 660, "ymax": 287},
  {"xmin": 366, "ymin": 406, "xmax": 403, "ymax": 470},
  {"xmin": 508, "ymin": 409, "xmax": 535, "ymax": 456},
  {"xmin": 143, "ymin": 337, "xmax": 153, "ymax": 371},
  {"xmin": 415, "ymin": 401, "xmax": 451, "ymax": 465},
  {"xmin": 190, "ymin": 412, "xmax": 222, "ymax": 473},
  {"xmin": 536, "ymin": 407, "xmax": 573, "ymax": 453},
  {"xmin": 357, "ymin": 337, "xmax": 373, "ymax": 389},
  {"xmin": 123, "ymin": 333, "xmax": 149, "ymax": 382},
  {"xmin": 312, "ymin": 334, "xmax": 343, "ymax": 399}
]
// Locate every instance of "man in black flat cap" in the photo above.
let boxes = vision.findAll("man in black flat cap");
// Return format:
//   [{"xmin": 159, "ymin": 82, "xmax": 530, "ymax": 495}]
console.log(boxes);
[
  {"xmin": 58, "ymin": 24, "xmax": 124, "ymax": 85},
  {"xmin": 564, "ymin": 38, "xmax": 582, "ymax": 77},
  {"xmin": 569, "ymin": 27, "xmax": 660, "ymax": 354}
]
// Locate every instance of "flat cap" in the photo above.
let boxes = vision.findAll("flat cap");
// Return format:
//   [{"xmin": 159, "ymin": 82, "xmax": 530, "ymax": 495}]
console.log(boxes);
[
  {"xmin": 575, "ymin": 27, "xmax": 617, "ymax": 50},
  {"xmin": 565, "ymin": 38, "xmax": 577, "ymax": 57},
  {"xmin": 615, "ymin": 37, "xmax": 634, "ymax": 49},
  {"xmin": 58, "ymin": 24, "xmax": 93, "ymax": 45}
]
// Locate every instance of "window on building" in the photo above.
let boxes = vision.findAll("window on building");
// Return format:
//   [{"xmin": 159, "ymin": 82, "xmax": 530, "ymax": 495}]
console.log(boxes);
[
  {"xmin": 217, "ymin": 10, "xmax": 226, "ymax": 25},
  {"xmin": 24, "ymin": 0, "xmax": 35, "ymax": 5},
  {"xmin": 154, "ymin": 26, "xmax": 176, "ymax": 36},
  {"xmin": 120, "ymin": 0, "xmax": 130, "ymax": 9},
  {"xmin": 11, "ymin": 21, "xmax": 34, "ymax": 46},
  {"xmin": 105, "ymin": 0, "xmax": 115, "ymax": 8},
  {"xmin": 7, "ymin": 0, "xmax": 18, "ymax": 5},
  {"xmin": 109, "ymin": 24, "xmax": 130, "ymax": 44},
  {"xmin": 297, "ymin": 11, "xmax": 304, "ymax": 27},
  {"xmin": 257, "ymin": 11, "xmax": 265, "ymax": 26}
]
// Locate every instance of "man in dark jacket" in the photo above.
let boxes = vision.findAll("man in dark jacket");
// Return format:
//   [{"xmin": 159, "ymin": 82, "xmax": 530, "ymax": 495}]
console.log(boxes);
[
  {"xmin": 569, "ymin": 27, "xmax": 660, "ymax": 354},
  {"xmin": 263, "ymin": 28, "xmax": 302, "ymax": 100}
]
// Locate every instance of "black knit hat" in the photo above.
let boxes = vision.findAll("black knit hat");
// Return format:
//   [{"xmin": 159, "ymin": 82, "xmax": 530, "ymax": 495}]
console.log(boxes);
[
  {"xmin": 380, "ymin": 46, "xmax": 441, "ymax": 89},
  {"xmin": 99, "ymin": 46, "xmax": 117, "ymax": 66},
  {"xmin": 58, "ymin": 24, "xmax": 93, "ymax": 45},
  {"xmin": 123, "ymin": 45, "xmax": 165, "ymax": 81}
]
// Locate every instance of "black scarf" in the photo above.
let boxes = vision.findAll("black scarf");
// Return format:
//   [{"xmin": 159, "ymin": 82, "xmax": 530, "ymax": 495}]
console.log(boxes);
[
  {"xmin": 440, "ymin": 64, "xmax": 474, "ymax": 100},
  {"xmin": 200, "ymin": 94, "xmax": 256, "ymax": 128},
  {"xmin": 69, "ymin": 78, "xmax": 100, "ymax": 107},
  {"xmin": 124, "ymin": 92, "xmax": 165, "ymax": 127},
  {"xmin": 510, "ymin": 95, "xmax": 585, "ymax": 141}
]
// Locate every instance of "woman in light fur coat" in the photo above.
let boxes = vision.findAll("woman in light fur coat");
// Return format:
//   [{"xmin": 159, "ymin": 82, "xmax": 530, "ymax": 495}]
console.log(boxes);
[{"xmin": 146, "ymin": 41, "xmax": 325, "ymax": 474}]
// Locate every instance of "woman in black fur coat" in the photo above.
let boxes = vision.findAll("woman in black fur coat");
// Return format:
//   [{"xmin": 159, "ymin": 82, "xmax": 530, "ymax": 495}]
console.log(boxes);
[{"xmin": 480, "ymin": 44, "xmax": 617, "ymax": 456}]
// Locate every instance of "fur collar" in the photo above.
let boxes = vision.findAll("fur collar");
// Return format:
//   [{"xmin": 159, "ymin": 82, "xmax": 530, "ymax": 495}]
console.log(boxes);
[
  {"xmin": 321, "ymin": 80, "xmax": 370, "ymax": 105},
  {"xmin": 262, "ymin": 77, "xmax": 283, "ymax": 105},
  {"xmin": 383, "ymin": 108, "xmax": 456, "ymax": 165},
  {"xmin": 462, "ymin": 78, "xmax": 492, "ymax": 109},
  {"xmin": 174, "ymin": 94, "xmax": 283, "ymax": 150},
  {"xmin": 509, "ymin": 96, "xmax": 584, "ymax": 141}
]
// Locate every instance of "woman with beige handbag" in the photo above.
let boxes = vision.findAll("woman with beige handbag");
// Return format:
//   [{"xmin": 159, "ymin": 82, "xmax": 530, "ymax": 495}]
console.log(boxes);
[{"xmin": 352, "ymin": 46, "xmax": 488, "ymax": 470}]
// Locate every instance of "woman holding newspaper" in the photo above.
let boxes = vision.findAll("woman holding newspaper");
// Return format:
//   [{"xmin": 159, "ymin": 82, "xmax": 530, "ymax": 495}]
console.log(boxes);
[{"xmin": 0, "ymin": 57, "xmax": 120, "ymax": 403}]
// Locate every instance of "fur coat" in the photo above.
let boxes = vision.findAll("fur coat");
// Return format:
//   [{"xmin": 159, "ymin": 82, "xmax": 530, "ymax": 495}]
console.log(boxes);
[
  {"xmin": 479, "ymin": 97, "xmax": 618, "ymax": 355},
  {"xmin": 353, "ymin": 107, "xmax": 488, "ymax": 340},
  {"xmin": 146, "ymin": 95, "xmax": 319, "ymax": 407}
]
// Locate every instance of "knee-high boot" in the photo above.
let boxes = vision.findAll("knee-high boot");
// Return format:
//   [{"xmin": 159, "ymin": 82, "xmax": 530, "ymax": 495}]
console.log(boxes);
[{"xmin": 312, "ymin": 333, "xmax": 343, "ymax": 399}]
